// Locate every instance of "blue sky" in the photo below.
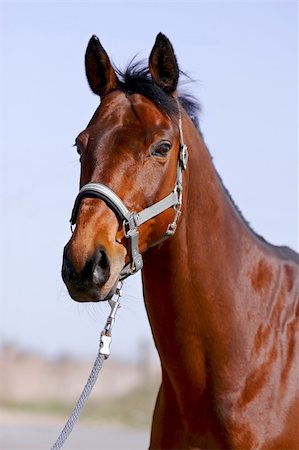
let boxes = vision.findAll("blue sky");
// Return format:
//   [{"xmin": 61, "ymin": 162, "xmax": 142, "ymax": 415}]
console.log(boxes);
[{"xmin": 0, "ymin": 1, "xmax": 297, "ymax": 361}]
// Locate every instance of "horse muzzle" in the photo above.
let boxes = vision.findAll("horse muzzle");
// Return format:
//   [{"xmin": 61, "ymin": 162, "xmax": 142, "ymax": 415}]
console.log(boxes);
[{"xmin": 62, "ymin": 246, "xmax": 118, "ymax": 302}]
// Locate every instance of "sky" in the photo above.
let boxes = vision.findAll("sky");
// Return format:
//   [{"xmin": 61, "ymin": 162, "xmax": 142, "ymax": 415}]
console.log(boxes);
[{"xmin": 0, "ymin": 0, "xmax": 298, "ymax": 362}]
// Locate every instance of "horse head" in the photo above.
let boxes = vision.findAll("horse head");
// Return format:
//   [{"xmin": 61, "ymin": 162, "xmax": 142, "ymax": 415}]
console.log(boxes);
[{"xmin": 62, "ymin": 33, "xmax": 188, "ymax": 302}]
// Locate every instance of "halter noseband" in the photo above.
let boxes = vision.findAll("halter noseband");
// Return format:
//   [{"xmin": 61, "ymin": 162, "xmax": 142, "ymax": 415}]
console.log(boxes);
[{"xmin": 70, "ymin": 111, "xmax": 188, "ymax": 280}]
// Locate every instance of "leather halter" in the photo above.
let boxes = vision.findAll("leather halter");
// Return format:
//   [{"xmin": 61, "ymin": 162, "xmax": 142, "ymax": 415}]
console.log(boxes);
[{"xmin": 70, "ymin": 110, "xmax": 188, "ymax": 280}]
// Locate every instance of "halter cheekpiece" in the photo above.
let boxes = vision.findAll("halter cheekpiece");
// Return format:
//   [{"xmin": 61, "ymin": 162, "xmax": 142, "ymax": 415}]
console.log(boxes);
[{"xmin": 70, "ymin": 109, "xmax": 188, "ymax": 280}]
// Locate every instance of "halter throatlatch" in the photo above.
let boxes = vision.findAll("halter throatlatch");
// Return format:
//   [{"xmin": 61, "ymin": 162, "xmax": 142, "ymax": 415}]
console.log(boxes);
[{"xmin": 70, "ymin": 109, "xmax": 188, "ymax": 280}]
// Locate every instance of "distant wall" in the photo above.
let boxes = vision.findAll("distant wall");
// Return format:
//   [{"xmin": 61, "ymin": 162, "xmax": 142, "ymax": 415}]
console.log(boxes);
[{"xmin": 0, "ymin": 345, "xmax": 160, "ymax": 404}]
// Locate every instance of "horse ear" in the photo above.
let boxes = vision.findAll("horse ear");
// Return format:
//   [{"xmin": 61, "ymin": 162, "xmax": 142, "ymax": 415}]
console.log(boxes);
[
  {"xmin": 149, "ymin": 33, "xmax": 179, "ymax": 94},
  {"xmin": 85, "ymin": 35, "xmax": 119, "ymax": 97}
]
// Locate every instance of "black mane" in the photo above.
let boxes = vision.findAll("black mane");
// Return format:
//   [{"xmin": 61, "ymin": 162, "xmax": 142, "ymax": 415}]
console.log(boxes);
[{"xmin": 116, "ymin": 60, "xmax": 200, "ymax": 129}]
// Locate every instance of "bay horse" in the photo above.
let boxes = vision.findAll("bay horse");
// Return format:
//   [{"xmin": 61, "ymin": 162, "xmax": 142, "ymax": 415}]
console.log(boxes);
[{"xmin": 62, "ymin": 33, "xmax": 299, "ymax": 449}]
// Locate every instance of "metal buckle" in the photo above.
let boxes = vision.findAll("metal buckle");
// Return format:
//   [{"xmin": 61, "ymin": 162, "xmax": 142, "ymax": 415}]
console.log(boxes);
[
  {"xmin": 165, "ymin": 204, "xmax": 182, "ymax": 237},
  {"xmin": 166, "ymin": 221, "xmax": 177, "ymax": 236},
  {"xmin": 99, "ymin": 282, "xmax": 123, "ymax": 359},
  {"xmin": 122, "ymin": 215, "xmax": 139, "ymax": 238},
  {"xmin": 122, "ymin": 218, "xmax": 144, "ymax": 275},
  {"xmin": 123, "ymin": 220, "xmax": 131, "ymax": 238},
  {"xmin": 132, "ymin": 253, "xmax": 143, "ymax": 271},
  {"xmin": 180, "ymin": 144, "xmax": 188, "ymax": 170}
]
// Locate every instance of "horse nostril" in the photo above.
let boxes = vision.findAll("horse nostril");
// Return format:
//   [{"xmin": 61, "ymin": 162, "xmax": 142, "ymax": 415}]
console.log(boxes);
[
  {"xmin": 98, "ymin": 250, "xmax": 109, "ymax": 271},
  {"xmin": 62, "ymin": 249, "xmax": 77, "ymax": 284},
  {"xmin": 62, "ymin": 247, "xmax": 110, "ymax": 292},
  {"xmin": 92, "ymin": 249, "xmax": 110, "ymax": 286}
]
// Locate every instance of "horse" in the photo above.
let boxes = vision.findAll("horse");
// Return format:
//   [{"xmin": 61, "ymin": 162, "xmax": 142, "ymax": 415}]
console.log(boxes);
[{"xmin": 62, "ymin": 33, "xmax": 299, "ymax": 449}]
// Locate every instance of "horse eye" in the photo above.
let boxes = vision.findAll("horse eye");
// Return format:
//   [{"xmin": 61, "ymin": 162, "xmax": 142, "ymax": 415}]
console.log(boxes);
[{"xmin": 151, "ymin": 142, "xmax": 171, "ymax": 157}]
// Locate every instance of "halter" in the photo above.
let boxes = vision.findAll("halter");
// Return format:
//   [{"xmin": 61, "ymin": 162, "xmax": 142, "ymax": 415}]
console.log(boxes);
[{"xmin": 70, "ymin": 110, "xmax": 188, "ymax": 280}]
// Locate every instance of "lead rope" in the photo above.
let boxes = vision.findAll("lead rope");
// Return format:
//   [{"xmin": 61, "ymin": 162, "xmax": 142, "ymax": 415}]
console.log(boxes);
[{"xmin": 51, "ymin": 283, "xmax": 123, "ymax": 450}]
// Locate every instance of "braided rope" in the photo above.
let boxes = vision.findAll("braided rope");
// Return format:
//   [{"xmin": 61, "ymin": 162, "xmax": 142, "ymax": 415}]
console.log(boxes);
[{"xmin": 51, "ymin": 352, "xmax": 106, "ymax": 449}]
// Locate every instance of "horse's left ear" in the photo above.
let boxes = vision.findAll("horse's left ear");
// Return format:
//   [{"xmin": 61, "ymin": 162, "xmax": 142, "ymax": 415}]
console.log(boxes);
[{"xmin": 149, "ymin": 33, "xmax": 179, "ymax": 94}]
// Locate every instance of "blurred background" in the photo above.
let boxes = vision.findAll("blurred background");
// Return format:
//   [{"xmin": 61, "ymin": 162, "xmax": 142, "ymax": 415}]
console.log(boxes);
[{"xmin": 0, "ymin": 1, "xmax": 297, "ymax": 449}]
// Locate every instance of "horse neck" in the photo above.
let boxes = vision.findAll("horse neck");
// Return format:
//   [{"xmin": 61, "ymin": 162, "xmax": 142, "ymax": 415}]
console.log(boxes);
[{"xmin": 142, "ymin": 119, "xmax": 261, "ymax": 392}]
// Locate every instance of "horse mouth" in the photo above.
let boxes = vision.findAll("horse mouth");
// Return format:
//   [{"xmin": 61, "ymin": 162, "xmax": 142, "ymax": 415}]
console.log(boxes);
[
  {"xmin": 66, "ymin": 280, "xmax": 118, "ymax": 303},
  {"xmin": 62, "ymin": 263, "xmax": 121, "ymax": 303}
]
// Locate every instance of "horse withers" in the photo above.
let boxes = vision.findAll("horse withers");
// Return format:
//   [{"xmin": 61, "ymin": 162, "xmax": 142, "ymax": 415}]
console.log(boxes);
[{"xmin": 62, "ymin": 33, "xmax": 299, "ymax": 449}]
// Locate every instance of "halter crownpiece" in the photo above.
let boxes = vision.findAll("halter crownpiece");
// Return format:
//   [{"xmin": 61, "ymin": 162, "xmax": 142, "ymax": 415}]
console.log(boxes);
[{"xmin": 70, "ymin": 108, "xmax": 188, "ymax": 280}]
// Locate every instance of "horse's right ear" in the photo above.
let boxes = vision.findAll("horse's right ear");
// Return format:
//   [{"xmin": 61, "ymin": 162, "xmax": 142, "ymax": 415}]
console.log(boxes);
[{"xmin": 85, "ymin": 36, "xmax": 118, "ymax": 97}]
